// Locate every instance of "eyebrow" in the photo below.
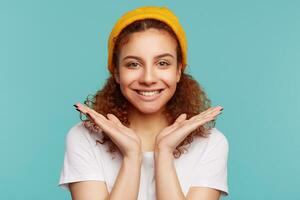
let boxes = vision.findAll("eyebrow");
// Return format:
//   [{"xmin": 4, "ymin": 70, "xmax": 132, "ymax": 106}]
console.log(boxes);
[{"xmin": 122, "ymin": 53, "xmax": 174, "ymax": 61}]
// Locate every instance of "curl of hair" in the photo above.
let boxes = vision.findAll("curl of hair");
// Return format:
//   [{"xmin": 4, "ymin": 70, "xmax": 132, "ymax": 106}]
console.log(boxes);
[{"xmin": 80, "ymin": 19, "xmax": 215, "ymax": 159}]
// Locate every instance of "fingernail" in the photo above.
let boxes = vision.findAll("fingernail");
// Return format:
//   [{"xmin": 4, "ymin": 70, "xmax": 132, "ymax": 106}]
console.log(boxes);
[
  {"xmin": 220, "ymin": 108, "xmax": 223, "ymax": 111},
  {"xmin": 73, "ymin": 104, "xmax": 78, "ymax": 108}
]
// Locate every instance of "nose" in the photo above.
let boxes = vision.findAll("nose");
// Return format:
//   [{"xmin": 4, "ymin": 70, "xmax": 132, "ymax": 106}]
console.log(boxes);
[{"xmin": 139, "ymin": 67, "xmax": 157, "ymax": 85}]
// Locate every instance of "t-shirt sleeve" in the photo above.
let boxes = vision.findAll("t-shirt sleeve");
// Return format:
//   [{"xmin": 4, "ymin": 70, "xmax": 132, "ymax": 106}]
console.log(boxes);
[
  {"xmin": 58, "ymin": 122, "xmax": 105, "ymax": 191},
  {"xmin": 191, "ymin": 131, "xmax": 229, "ymax": 196}
]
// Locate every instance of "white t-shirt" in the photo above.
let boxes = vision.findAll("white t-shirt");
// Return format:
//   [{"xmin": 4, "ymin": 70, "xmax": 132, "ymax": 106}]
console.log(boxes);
[{"xmin": 58, "ymin": 122, "xmax": 229, "ymax": 199}]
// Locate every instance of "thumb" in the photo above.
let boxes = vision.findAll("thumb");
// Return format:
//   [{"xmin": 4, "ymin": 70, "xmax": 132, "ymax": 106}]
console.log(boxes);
[
  {"xmin": 174, "ymin": 113, "xmax": 187, "ymax": 124},
  {"xmin": 107, "ymin": 113, "xmax": 123, "ymax": 126}
]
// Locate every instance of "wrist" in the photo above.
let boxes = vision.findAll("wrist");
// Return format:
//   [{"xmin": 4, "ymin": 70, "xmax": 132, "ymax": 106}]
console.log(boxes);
[
  {"xmin": 154, "ymin": 145, "xmax": 172, "ymax": 155},
  {"xmin": 154, "ymin": 148, "xmax": 174, "ymax": 160},
  {"xmin": 123, "ymin": 152, "xmax": 143, "ymax": 163}
]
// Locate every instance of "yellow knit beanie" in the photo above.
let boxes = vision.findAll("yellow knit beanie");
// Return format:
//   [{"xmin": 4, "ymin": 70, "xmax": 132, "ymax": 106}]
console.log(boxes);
[{"xmin": 107, "ymin": 6, "xmax": 187, "ymax": 74}]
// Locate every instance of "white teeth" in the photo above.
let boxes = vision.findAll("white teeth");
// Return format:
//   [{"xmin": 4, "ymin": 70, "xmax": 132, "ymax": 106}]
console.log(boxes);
[{"xmin": 137, "ymin": 90, "xmax": 161, "ymax": 96}]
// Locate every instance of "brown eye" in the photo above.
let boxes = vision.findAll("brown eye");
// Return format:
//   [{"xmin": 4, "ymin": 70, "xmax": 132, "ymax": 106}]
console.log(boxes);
[
  {"xmin": 127, "ymin": 62, "xmax": 140, "ymax": 68},
  {"xmin": 158, "ymin": 61, "xmax": 170, "ymax": 67}
]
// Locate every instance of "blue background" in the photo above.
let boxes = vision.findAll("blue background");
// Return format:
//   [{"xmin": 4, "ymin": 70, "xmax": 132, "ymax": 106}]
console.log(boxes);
[{"xmin": 1, "ymin": 0, "xmax": 299, "ymax": 199}]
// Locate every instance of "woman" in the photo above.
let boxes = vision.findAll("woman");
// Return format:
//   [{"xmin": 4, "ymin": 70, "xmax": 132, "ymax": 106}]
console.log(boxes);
[{"xmin": 58, "ymin": 6, "xmax": 229, "ymax": 200}]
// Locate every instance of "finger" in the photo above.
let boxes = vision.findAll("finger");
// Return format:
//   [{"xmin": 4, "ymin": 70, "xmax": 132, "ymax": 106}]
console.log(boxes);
[
  {"xmin": 74, "ymin": 103, "xmax": 92, "ymax": 114},
  {"xmin": 197, "ymin": 112, "xmax": 219, "ymax": 123},
  {"xmin": 196, "ymin": 110, "xmax": 221, "ymax": 124},
  {"xmin": 203, "ymin": 106, "xmax": 222, "ymax": 116},
  {"xmin": 184, "ymin": 108, "xmax": 222, "ymax": 131},
  {"xmin": 188, "ymin": 107, "xmax": 215, "ymax": 121},
  {"xmin": 157, "ymin": 114, "xmax": 186, "ymax": 139},
  {"xmin": 106, "ymin": 114, "xmax": 134, "ymax": 135},
  {"xmin": 174, "ymin": 113, "xmax": 187, "ymax": 124},
  {"xmin": 85, "ymin": 112, "xmax": 121, "ymax": 138},
  {"xmin": 193, "ymin": 106, "xmax": 223, "ymax": 120},
  {"xmin": 75, "ymin": 103, "xmax": 107, "ymax": 120},
  {"xmin": 105, "ymin": 115, "xmax": 138, "ymax": 141},
  {"xmin": 85, "ymin": 112, "xmax": 96, "ymax": 121},
  {"xmin": 75, "ymin": 104, "xmax": 136, "ymax": 146},
  {"xmin": 107, "ymin": 113, "xmax": 123, "ymax": 126},
  {"xmin": 169, "ymin": 107, "xmax": 222, "ymax": 144},
  {"xmin": 203, "ymin": 106, "xmax": 223, "ymax": 118}
]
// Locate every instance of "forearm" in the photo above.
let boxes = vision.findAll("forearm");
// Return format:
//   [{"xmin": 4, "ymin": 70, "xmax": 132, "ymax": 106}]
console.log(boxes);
[
  {"xmin": 154, "ymin": 150, "xmax": 186, "ymax": 200},
  {"xmin": 109, "ymin": 154, "xmax": 142, "ymax": 200}
]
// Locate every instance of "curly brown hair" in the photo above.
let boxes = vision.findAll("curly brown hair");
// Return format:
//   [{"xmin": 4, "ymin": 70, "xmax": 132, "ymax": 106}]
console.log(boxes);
[{"xmin": 80, "ymin": 19, "xmax": 215, "ymax": 159}]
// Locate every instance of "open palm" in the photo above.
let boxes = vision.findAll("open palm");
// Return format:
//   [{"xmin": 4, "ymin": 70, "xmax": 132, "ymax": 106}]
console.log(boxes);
[
  {"xmin": 74, "ymin": 103, "xmax": 142, "ymax": 157},
  {"xmin": 155, "ymin": 106, "xmax": 223, "ymax": 153}
]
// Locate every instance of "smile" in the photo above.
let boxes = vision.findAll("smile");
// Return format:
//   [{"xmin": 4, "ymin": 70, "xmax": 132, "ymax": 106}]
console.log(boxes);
[
  {"xmin": 135, "ymin": 89, "xmax": 163, "ymax": 96},
  {"xmin": 134, "ymin": 89, "xmax": 164, "ymax": 101}
]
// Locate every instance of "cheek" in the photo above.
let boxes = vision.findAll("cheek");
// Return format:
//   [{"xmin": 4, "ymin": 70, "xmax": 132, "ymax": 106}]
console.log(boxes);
[
  {"xmin": 160, "ymin": 71, "xmax": 179, "ymax": 86},
  {"xmin": 119, "ymin": 71, "xmax": 139, "ymax": 89}
]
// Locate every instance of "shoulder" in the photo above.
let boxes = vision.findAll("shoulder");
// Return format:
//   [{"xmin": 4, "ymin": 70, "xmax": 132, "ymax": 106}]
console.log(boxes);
[
  {"xmin": 202, "ymin": 127, "xmax": 229, "ymax": 158},
  {"xmin": 206, "ymin": 127, "xmax": 229, "ymax": 147},
  {"xmin": 64, "ymin": 121, "xmax": 101, "ymax": 148},
  {"xmin": 67, "ymin": 121, "xmax": 86, "ymax": 136},
  {"xmin": 194, "ymin": 127, "xmax": 228, "ymax": 146},
  {"xmin": 65, "ymin": 122, "xmax": 88, "ymax": 142},
  {"xmin": 188, "ymin": 128, "xmax": 229, "ymax": 195},
  {"xmin": 192, "ymin": 127, "xmax": 229, "ymax": 158}
]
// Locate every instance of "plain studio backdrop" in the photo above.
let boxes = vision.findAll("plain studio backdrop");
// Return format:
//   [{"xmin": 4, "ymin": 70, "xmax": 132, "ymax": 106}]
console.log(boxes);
[{"xmin": 0, "ymin": 0, "xmax": 299, "ymax": 199}]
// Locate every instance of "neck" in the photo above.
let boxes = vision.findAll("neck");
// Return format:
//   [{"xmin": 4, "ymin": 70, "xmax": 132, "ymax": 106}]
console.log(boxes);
[{"xmin": 128, "ymin": 107, "xmax": 169, "ymax": 138}]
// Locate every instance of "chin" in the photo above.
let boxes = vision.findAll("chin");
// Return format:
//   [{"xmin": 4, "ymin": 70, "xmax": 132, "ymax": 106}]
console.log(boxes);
[{"xmin": 135, "ymin": 104, "xmax": 165, "ymax": 115}]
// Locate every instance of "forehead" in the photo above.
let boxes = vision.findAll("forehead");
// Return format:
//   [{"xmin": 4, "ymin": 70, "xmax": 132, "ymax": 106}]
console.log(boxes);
[{"xmin": 118, "ymin": 28, "xmax": 177, "ymax": 58}]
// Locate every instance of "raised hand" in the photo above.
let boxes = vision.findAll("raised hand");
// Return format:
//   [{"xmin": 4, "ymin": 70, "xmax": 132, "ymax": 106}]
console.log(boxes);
[
  {"xmin": 74, "ymin": 103, "xmax": 142, "ymax": 158},
  {"xmin": 154, "ymin": 106, "xmax": 223, "ymax": 154}
]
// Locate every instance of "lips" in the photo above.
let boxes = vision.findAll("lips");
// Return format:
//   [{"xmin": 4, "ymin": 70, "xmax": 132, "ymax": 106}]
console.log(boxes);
[
  {"xmin": 134, "ymin": 89, "xmax": 163, "ymax": 95},
  {"xmin": 134, "ymin": 89, "xmax": 164, "ymax": 92},
  {"xmin": 133, "ymin": 89, "xmax": 164, "ymax": 101}
]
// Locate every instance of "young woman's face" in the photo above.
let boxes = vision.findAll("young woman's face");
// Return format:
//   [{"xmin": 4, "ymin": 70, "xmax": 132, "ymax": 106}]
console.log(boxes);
[{"xmin": 115, "ymin": 28, "xmax": 182, "ymax": 115}]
